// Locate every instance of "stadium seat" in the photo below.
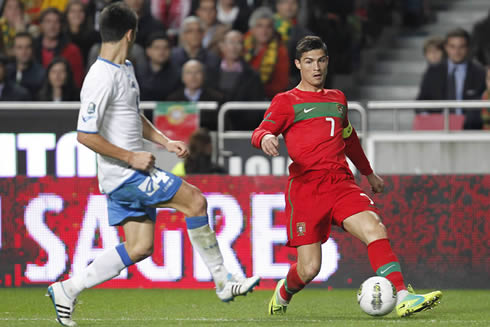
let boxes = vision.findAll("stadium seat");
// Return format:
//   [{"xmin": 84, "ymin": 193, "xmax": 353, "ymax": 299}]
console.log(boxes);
[{"xmin": 412, "ymin": 113, "xmax": 465, "ymax": 130}]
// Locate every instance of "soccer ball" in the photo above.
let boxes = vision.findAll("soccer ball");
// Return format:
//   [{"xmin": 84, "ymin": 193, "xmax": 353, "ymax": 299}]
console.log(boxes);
[{"xmin": 357, "ymin": 276, "xmax": 397, "ymax": 316}]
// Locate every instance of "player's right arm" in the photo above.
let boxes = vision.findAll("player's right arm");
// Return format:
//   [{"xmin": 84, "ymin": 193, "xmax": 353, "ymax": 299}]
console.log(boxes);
[
  {"xmin": 251, "ymin": 94, "xmax": 293, "ymax": 156},
  {"xmin": 76, "ymin": 67, "xmax": 154, "ymax": 171}
]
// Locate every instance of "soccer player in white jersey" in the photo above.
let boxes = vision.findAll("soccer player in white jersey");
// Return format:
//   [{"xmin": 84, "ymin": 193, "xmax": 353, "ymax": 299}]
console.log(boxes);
[{"xmin": 46, "ymin": 3, "xmax": 260, "ymax": 326}]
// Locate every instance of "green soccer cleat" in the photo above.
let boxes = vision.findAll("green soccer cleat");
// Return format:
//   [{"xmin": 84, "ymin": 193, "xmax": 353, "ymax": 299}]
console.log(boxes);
[
  {"xmin": 396, "ymin": 288, "xmax": 442, "ymax": 317},
  {"xmin": 268, "ymin": 279, "xmax": 288, "ymax": 315}
]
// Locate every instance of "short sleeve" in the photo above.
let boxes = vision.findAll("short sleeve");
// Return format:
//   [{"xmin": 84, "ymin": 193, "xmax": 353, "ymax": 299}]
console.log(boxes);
[{"xmin": 77, "ymin": 69, "xmax": 113, "ymax": 134}]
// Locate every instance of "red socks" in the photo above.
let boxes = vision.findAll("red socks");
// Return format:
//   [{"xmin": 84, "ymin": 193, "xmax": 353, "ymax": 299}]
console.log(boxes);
[
  {"xmin": 279, "ymin": 263, "xmax": 306, "ymax": 302},
  {"xmin": 367, "ymin": 238, "xmax": 406, "ymax": 291}
]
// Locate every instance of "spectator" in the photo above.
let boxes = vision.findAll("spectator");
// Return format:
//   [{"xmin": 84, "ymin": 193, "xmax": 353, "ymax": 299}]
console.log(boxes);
[
  {"xmin": 304, "ymin": 0, "xmax": 354, "ymax": 80},
  {"xmin": 34, "ymin": 7, "xmax": 84, "ymax": 88},
  {"xmin": 0, "ymin": 54, "xmax": 31, "ymax": 100},
  {"xmin": 171, "ymin": 127, "xmax": 226, "ymax": 176},
  {"xmin": 0, "ymin": 0, "xmax": 32, "ymax": 56},
  {"xmin": 170, "ymin": 16, "xmax": 221, "ymax": 77},
  {"xmin": 244, "ymin": 6, "xmax": 289, "ymax": 99},
  {"xmin": 37, "ymin": 57, "xmax": 79, "ymax": 101},
  {"xmin": 212, "ymin": 29, "xmax": 264, "ymax": 101},
  {"xmin": 136, "ymin": 31, "xmax": 181, "ymax": 101},
  {"xmin": 471, "ymin": 9, "xmax": 490, "ymax": 66},
  {"xmin": 150, "ymin": 0, "xmax": 191, "ymax": 39},
  {"xmin": 423, "ymin": 35, "xmax": 445, "ymax": 66},
  {"xmin": 64, "ymin": 0, "xmax": 100, "ymax": 65},
  {"xmin": 216, "ymin": 0, "xmax": 250, "ymax": 33},
  {"xmin": 273, "ymin": 0, "xmax": 311, "ymax": 87},
  {"xmin": 124, "ymin": 0, "xmax": 165, "ymax": 47},
  {"xmin": 195, "ymin": 0, "xmax": 229, "ymax": 55},
  {"xmin": 417, "ymin": 28, "xmax": 486, "ymax": 129},
  {"xmin": 481, "ymin": 66, "xmax": 490, "ymax": 130},
  {"xmin": 167, "ymin": 59, "xmax": 224, "ymax": 131},
  {"xmin": 6, "ymin": 32, "xmax": 45, "ymax": 97},
  {"xmin": 208, "ymin": 29, "xmax": 264, "ymax": 130}
]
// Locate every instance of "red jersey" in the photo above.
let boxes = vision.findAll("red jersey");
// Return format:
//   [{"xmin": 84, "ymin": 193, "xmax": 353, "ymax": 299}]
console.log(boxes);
[{"xmin": 251, "ymin": 88, "xmax": 373, "ymax": 178}]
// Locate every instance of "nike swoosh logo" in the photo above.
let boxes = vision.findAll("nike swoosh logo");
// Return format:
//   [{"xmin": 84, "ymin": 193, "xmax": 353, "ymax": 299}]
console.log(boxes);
[
  {"xmin": 82, "ymin": 115, "xmax": 95, "ymax": 122},
  {"xmin": 304, "ymin": 107, "xmax": 316, "ymax": 113},
  {"xmin": 380, "ymin": 264, "xmax": 396, "ymax": 275}
]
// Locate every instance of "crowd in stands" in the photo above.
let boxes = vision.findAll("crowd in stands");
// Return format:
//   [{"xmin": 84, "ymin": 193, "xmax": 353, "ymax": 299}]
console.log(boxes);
[
  {"xmin": 0, "ymin": 0, "xmax": 396, "ymax": 130},
  {"xmin": 418, "ymin": 9, "xmax": 490, "ymax": 130},
  {"xmin": 0, "ymin": 0, "xmax": 488, "ymax": 130}
]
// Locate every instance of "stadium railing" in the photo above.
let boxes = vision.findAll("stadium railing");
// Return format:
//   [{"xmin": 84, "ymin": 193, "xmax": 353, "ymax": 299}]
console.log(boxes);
[
  {"xmin": 367, "ymin": 100, "xmax": 490, "ymax": 131},
  {"xmin": 365, "ymin": 100, "xmax": 490, "ymax": 173}
]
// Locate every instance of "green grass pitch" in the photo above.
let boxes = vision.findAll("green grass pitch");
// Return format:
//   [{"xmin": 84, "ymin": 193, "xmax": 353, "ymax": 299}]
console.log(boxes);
[{"xmin": 0, "ymin": 288, "xmax": 489, "ymax": 326}]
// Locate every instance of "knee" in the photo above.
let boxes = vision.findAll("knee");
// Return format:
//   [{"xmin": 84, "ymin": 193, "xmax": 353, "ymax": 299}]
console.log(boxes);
[
  {"xmin": 298, "ymin": 261, "xmax": 321, "ymax": 283},
  {"xmin": 127, "ymin": 242, "xmax": 154, "ymax": 263},
  {"xmin": 365, "ymin": 221, "xmax": 388, "ymax": 243},
  {"xmin": 188, "ymin": 188, "xmax": 207, "ymax": 217}
]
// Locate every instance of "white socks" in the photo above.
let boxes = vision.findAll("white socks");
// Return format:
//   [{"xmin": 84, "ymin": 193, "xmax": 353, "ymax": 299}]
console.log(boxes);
[
  {"xmin": 276, "ymin": 291, "xmax": 289, "ymax": 306},
  {"xmin": 396, "ymin": 289, "xmax": 409, "ymax": 305},
  {"xmin": 62, "ymin": 246, "xmax": 127, "ymax": 299},
  {"xmin": 187, "ymin": 224, "xmax": 229, "ymax": 290}
]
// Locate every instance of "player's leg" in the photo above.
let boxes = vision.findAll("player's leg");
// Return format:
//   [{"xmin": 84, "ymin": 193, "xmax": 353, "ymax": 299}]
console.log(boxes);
[
  {"xmin": 269, "ymin": 174, "xmax": 329, "ymax": 315},
  {"xmin": 154, "ymin": 178, "xmax": 260, "ymax": 301},
  {"xmin": 343, "ymin": 210, "xmax": 442, "ymax": 317},
  {"xmin": 343, "ymin": 210, "xmax": 406, "ymax": 294},
  {"xmin": 48, "ymin": 214, "xmax": 154, "ymax": 327},
  {"xmin": 269, "ymin": 242, "xmax": 322, "ymax": 315}
]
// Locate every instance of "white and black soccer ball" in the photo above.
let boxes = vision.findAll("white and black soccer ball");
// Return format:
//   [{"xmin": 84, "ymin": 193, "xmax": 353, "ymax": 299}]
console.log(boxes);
[{"xmin": 357, "ymin": 276, "xmax": 397, "ymax": 316}]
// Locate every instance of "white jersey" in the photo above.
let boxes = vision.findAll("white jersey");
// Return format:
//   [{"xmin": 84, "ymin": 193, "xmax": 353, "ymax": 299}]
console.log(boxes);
[{"xmin": 77, "ymin": 57, "xmax": 142, "ymax": 194}]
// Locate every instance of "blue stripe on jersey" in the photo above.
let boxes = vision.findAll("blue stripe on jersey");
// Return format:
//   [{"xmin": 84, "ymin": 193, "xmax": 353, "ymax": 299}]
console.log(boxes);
[
  {"xmin": 77, "ymin": 129, "xmax": 98, "ymax": 134},
  {"xmin": 97, "ymin": 56, "xmax": 120, "ymax": 68}
]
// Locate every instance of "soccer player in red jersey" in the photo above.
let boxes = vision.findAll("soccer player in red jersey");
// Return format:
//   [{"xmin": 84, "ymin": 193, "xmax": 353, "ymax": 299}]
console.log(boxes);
[{"xmin": 251, "ymin": 35, "xmax": 442, "ymax": 317}]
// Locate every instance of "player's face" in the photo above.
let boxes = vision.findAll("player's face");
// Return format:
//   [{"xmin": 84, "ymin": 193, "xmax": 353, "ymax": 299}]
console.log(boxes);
[
  {"xmin": 295, "ymin": 49, "xmax": 329, "ymax": 88},
  {"xmin": 14, "ymin": 36, "xmax": 33, "ymax": 64},
  {"xmin": 49, "ymin": 62, "xmax": 67, "ymax": 88},
  {"xmin": 146, "ymin": 39, "xmax": 170, "ymax": 65},
  {"xmin": 445, "ymin": 36, "xmax": 468, "ymax": 64},
  {"xmin": 221, "ymin": 31, "xmax": 243, "ymax": 61}
]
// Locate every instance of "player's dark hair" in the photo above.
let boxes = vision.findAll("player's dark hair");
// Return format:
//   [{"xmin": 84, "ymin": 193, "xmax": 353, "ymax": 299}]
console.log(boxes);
[
  {"xmin": 445, "ymin": 28, "xmax": 470, "ymax": 45},
  {"xmin": 295, "ymin": 35, "xmax": 328, "ymax": 60},
  {"xmin": 99, "ymin": 2, "xmax": 137, "ymax": 43}
]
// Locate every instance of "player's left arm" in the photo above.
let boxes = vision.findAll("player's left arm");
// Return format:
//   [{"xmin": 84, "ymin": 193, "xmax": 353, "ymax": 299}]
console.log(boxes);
[
  {"xmin": 341, "ymin": 98, "xmax": 384, "ymax": 193},
  {"xmin": 140, "ymin": 113, "xmax": 189, "ymax": 159}
]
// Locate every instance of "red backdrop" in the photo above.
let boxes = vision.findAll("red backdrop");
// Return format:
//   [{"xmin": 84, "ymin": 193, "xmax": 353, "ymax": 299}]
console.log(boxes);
[{"xmin": 0, "ymin": 175, "xmax": 488, "ymax": 289}]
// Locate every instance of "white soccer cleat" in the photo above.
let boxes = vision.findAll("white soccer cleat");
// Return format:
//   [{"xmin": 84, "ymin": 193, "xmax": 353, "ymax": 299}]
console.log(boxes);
[
  {"xmin": 216, "ymin": 275, "xmax": 261, "ymax": 302},
  {"xmin": 46, "ymin": 282, "xmax": 78, "ymax": 326}
]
